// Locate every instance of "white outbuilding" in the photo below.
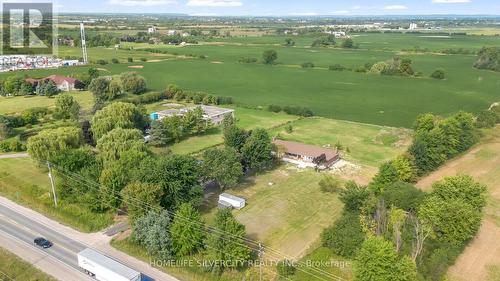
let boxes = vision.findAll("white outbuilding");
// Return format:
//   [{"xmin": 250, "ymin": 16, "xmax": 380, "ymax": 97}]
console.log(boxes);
[{"xmin": 218, "ymin": 193, "xmax": 246, "ymax": 209}]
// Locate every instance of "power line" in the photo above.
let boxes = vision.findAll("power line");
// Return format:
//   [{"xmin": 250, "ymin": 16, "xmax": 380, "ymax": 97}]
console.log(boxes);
[
  {"xmin": 53, "ymin": 166, "xmax": 298, "ymax": 281},
  {"xmin": 50, "ymin": 162, "xmax": 344, "ymax": 281}
]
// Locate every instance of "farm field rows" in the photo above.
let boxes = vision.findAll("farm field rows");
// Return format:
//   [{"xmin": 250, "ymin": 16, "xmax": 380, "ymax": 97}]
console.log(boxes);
[{"xmin": 4, "ymin": 41, "xmax": 499, "ymax": 127}]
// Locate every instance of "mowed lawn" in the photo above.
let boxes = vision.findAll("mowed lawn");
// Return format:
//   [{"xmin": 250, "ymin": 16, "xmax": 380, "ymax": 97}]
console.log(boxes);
[
  {"xmin": 0, "ymin": 247, "xmax": 56, "ymax": 281},
  {"xmin": 417, "ymin": 126, "xmax": 500, "ymax": 281},
  {"xmin": 271, "ymin": 117, "xmax": 412, "ymax": 167},
  {"xmin": 0, "ymin": 158, "xmax": 113, "ymax": 232},
  {"xmin": 227, "ymin": 167, "xmax": 343, "ymax": 260},
  {"xmin": 0, "ymin": 91, "xmax": 94, "ymax": 115}
]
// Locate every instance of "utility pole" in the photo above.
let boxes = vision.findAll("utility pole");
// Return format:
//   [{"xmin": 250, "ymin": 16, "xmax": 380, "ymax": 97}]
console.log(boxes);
[
  {"xmin": 80, "ymin": 22, "xmax": 88, "ymax": 65},
  {"xmin": 258, "ymin": 243, "xmax": 264, "ymax": 281},
  {"xmin": 47, "ymin": 162, "xmax": 58, "ymax": 207}
]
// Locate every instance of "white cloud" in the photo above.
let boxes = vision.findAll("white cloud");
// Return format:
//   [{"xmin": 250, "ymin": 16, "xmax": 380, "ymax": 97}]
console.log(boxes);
[
  {"xmin": 108, "ymin": 0, "xmax": 176, "ymax": 6},
  {"xmin": 432, "ymin": 0, "xmax": 471, "ymax": 3},
  {"xmin": 186, "ymin": 0, "xmax": 243, "ymax": 7},
  {"xmin": 352, "ymin": 5, "xmax": 361, "ymax": 10},
  {"xmin": 384, "ymin": 5, "xmax": 408, "ymax": 10}
]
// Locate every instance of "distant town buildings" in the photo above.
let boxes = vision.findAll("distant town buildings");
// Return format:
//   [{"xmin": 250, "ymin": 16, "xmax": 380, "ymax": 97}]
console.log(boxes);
[
  {"xmin": 0, "ymin": 55, "xmax": 81, "ymax": 72},
  {"xmin": 147, "ymin": 26, "xmax": 158, "ymax": 34},
  {"xmin": 409, "ymin": 23, "xmax": 418, "ymax": 30},
  {"xmin": 167, "ymin": 30, "xmax": 177, "ymax": 36}
]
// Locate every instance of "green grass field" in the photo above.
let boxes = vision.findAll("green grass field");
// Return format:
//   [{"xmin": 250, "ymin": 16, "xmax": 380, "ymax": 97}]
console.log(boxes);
[
  {"xmin": 0, "ymin": 247, "xmax": 56, "ymax": 281},
  {"xmin": 2, "ymin": 32, "xmax": 499, "ymax": 127},
  {"xmin": 201, "ymin": 167, "xmax": 344, "ymax": 260},
  {"xmin": 0, "ymin": 158, "xmax": 113, "ymax": 232},
  {"xmin": 270, "ymin": 117, "xmax": 412, "ymax": 167},
  {"xmin": 0, "ymin": 91, "xmax": 93, "ymax": 115}
]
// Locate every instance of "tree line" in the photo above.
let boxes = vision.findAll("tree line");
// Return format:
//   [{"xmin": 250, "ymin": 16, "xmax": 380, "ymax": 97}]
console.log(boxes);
[{"xmin": 314, "ymin": 109, "xmax": 496, "ymax": 281}]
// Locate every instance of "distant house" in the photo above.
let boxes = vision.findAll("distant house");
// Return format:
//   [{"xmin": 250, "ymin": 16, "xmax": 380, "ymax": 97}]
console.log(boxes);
[
  {"xmin": 45, "ymin": 75, "xmax": 79, "ymax": 91},
  {"xmin": 25, "ymin": 75, "xmax": 81, "ymax": 92},
  {"xmin": 147, "ymin": 26, "xmax": 157, "ymax": 34},
  {"xmin": 167, "ymin": 30, "xmax": 177, "ymax": 36},
  {"xmin": 272, "ymin": 139, "xmax": 340, "ymax": 169},
  {"xmin": 150, "ymin": 105, "xmax": 234, "ymax": 125}
]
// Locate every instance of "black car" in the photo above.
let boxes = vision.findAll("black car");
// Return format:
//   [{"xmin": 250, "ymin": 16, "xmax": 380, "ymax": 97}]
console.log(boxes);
[{"xmin": 34, "ymin": 237, "xmax": 52, "ymax": 249}]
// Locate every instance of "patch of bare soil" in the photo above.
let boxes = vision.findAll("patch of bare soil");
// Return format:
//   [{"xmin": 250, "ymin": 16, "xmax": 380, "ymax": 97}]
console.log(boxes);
[
  {"xmin": 128, "ymin": 65, "xmax": 144, "ymax": 69},
  {"xmin": 417, "ymin": 127, "xmax": 500, "ymax": 281}
]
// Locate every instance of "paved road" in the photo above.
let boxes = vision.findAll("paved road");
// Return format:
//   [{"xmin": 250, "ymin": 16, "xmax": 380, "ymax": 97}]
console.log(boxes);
[
  {"xmin": 0, "ymin": 204, "xmax": 91, "ymax": 280},
  {"xmin": 0, "ymin": 153, "xmax": 29, "ymax": 159},
  {"xmin": 0, "ymin": 197, "xmax": 179, "ymax": 281}
]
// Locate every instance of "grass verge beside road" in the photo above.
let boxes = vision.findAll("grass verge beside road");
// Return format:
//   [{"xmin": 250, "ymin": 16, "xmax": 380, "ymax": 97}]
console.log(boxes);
[
  {"xmin": 0, "ymin": 158, "xmax": 113, "ymax": 232},
  {"xmin": 0, "ymin": 247, "xmax": 56, "ymax": 281}
]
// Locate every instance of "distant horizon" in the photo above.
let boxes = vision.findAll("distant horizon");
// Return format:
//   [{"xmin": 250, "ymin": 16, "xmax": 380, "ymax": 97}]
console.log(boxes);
[
  {"xmin": 53, "ymin": 0, "xmax": 500, "ymax": 17},
  {"xmin": 56, "ymin": 12, "xmax": 500, "ymax": 17}
]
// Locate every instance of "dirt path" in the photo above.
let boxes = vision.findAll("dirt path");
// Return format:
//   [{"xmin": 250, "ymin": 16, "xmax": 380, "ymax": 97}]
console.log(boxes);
[
  {"xmin": 0, "ymin": 153, "xmax": 29, "ymax": 159},
  {"xmin": 417, "ymin": 126, "xmax": 500, "ymax": 281}
]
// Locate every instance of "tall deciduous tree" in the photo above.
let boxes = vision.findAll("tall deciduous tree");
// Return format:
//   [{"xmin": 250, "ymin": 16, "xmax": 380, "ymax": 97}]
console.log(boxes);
[
  {"xmin": 262, "ymin": 50, "xmax": 278, "ymax": 64},
  {"xmin": 202, "ymin": 147, "xmax": 243, "ymax": 189},
  {"xmin": 205, "ymin": 208, "xmax": 251, "ymax": 274},
  {"xmin": 91, "ymin": 102, "xmax": 148, "ymax": 141},
  {"xmin": 241, "ymin": 128, "xmax": 273, "ymax": 171},
  {"xmin": 135, "ymin": 155, "xmax": 203, "ymax": 211},
  {"xmin": 223, "ymin": 125, "xmax": 249, "ymax": 153},
  {"xmin": 171, "ymin": 203, "xmax": 205, "ymax": 257},
  {"xmin": 27, "ymin": 127, "xmax": 82, "ymax": 162},
  {"xmin": 418, "ymin": 196, "xmax": 481, "ymax": 245},
  {"xmin": 120, "ymin": 72, "xmax": 147, "ymax": 95},
  {"xmin": 54, "ymin": 94, "xmax": 80, "ymax": 120},
  {"xmin": 122, "ymin": 182, "xmax": 163, "ymax": 225},
  {"xmin": 96, "ymin": 128, "xmax": 149, "ymax": 164},
  {"xmin": 354, "ymin": 236, "xmax": 417, "ymax": 281}
]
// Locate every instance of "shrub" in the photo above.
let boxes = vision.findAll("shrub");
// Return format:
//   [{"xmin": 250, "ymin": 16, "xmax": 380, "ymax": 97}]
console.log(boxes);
[
  {"xmin": 127, "ymin": 57, "xmax": 133, "ymax": 63},
  {"xmin": 319, "ymin": 175, "xmax": 343, "ymax": 193},
  {"xmin": 96, "ymin": 59, "xmax": 108, "ymax": 65},
  {"xmin": 140, "ymin": 57, "xmax": 148, "ymax": 62},
  {"xmin": 285, "ymin": 125, "xmax": 293, "ymax": 133},
  {"xmin": 283, "ymin": 106, "xmax": 314, "ymax": 117},
  {"xmin": 267, "ymin": 104, "xmax": 282, "ymax": 113},
  {"xmin": 473, "ymin": 47, "xmax": 500, "ymax": 72},
  {"xmin": 238, "ymin": 57, "xmax": 258, "ymax": 64},
  {"xmin": 476, "ymin": 110, "xmax": 497, "ymax": 128},
  {"xmin": 430, "ymin": 68, "xmax": 446, "ymax": 80},
  {"xmin": 276, "ymin": 260, "xmax": 296, "ymax": 277},
  {"xmin": 339, "ymin": 181, "xmax": 370, "ymax": 212},
  {"xmin": 301, "ymin": 62, "xmax": 315, "ymax": 68},
  {"xmin": 216, "ymin": 96, "xmax": 233, "ymax": 105},
  {"xmin": 354, "ymin": 66, "xmax": 367, "ymax": 73},
  {"xmin": 329, "ymin": 64, "xmax": 346, "ymax": 71},
  {"xmin": 322, "ymin": 211, "xmax": 365, "ymax": 257},
  {"xmin": 111, "ymin": 58, "xmax": 119, "ymax": 64}
]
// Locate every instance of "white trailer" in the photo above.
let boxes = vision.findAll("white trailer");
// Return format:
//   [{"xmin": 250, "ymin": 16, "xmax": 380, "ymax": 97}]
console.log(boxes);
[
  {"xmin": 218, "ymin": 193, "xmax": 246, "ymax": 209},
  {"xmin": 77, "ymin": 248, "xmax": 141, "ymax": 281}
]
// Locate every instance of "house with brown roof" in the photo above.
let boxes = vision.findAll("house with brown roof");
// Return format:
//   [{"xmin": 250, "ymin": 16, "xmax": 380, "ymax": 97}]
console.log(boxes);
[
  {"xmin": 273, "ymin": 139, "xmax": 340, "ymax": 169},
  {"xmin": 25, "ymin": 75, "xmax": 81, "ymax": 92},
  {"xmin": 45, "ymin": 75, "xmax": 79, "ymax": 91}
]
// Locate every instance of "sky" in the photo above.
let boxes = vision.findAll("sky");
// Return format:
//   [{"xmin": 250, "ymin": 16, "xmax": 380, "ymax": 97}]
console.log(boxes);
[{"xmin": 51, "ymin": 0, "xmax": 500, "ymax": 15}]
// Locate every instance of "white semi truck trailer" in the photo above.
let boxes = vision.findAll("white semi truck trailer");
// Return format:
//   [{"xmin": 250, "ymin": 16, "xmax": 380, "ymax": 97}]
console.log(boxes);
[{"xmin": 77, "ymin": 248, "xmax": 142, "ymax": 281}]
